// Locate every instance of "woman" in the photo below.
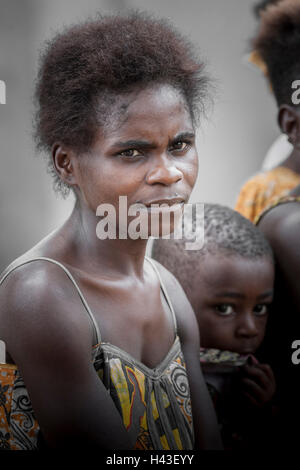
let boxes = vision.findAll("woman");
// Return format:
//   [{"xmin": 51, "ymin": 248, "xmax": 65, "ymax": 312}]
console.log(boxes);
[{"xmin": 0, "ymin": 13, "xmax": 221, "ymax": 450}]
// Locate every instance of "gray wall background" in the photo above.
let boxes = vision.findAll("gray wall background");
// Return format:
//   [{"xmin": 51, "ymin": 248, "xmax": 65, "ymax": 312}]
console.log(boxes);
[{"xmin": 0, "ymin": 0, "xmax": 279, "ymax": 271}]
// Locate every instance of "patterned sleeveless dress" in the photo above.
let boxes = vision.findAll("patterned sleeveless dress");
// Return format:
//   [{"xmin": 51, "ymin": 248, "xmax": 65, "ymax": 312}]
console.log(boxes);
[{"xmin": 0, "ymin": 257, "xmax": 194, "ymax": 450}]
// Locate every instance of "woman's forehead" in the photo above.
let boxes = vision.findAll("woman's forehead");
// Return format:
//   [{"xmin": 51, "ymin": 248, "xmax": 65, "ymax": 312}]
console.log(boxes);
[
  {"xmin": 90, "ymin": 85, "xmax": 194, "ymax": 151},
  {"xmin": 98, "ymin": 83, "xmax": 192, "ymax": 133}
]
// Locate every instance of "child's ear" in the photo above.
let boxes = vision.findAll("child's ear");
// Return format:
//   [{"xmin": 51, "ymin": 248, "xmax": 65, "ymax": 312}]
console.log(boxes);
[{"xmin": 278, "ymin": 105, "xmax": 300, "ymax": 147}]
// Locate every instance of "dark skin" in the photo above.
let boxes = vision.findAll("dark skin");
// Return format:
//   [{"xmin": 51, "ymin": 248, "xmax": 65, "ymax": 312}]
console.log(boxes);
[
  {"xmin": 258, "ymin": 198, "xmax": 300, "ymax": 310},
  {"xmin": 260, "ymin": 103, "xmax": 300, "ymax": 307},
  {"xmin": 276, "ymin": 105, "xmax": 300, "ymax": 173},
  {"xmin": 0, "ymin": 84, "xmax": 222, "ymax": 450},
  {"xmin": 256, "ymin": 186, "xmax": 300, "ymax": 446},
  {"xmin": 192, "ymin": 254, "xmax": 276, "ymax": 407}
]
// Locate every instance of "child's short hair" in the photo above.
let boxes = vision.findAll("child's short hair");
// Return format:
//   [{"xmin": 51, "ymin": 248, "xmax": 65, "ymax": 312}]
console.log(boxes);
[
  {"xmin": 152, "ymin": 203, "xmax": 273, "ymax": 306},
  {"xmin": 252, "ymin": 0, "xmax": 300, "ymax": 106}
]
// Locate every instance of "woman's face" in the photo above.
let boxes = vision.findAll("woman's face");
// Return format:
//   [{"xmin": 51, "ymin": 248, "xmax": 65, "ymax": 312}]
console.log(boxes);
[{"xmin": 72, "ymin": 84, "xmax": 198, "ymax": 236}]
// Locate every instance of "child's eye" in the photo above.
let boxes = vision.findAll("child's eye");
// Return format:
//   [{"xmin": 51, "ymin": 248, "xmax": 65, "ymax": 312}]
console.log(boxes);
[
  {"xmin": 253, "ymin": 304, "xmax": 269, "ymax": 316},
  {"xmin": 119, "ymin": 149, "xmax": 141, "ymax": 158},
  {"xmin": 215, "ymin": 304, "xmax": 235, "ymax": 316}
]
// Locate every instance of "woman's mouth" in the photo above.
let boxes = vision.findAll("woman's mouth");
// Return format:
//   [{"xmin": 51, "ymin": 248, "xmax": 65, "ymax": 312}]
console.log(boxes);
[
  {"xmin": 142, "ymin": 197, "xmax": 185, "ymax": 207},
  {"xmin": 136, "ymin": 197, "xmax": 186, "ymax": 213}
]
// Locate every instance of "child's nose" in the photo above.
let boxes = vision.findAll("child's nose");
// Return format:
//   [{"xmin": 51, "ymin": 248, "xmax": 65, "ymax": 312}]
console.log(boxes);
[
  {"xmin": 236, "ymin": 315, "xmax": 258, "ymax": 338},
  {"xmin": 146, "ymin": 155, "xmax": 183, "ymax": 186}
]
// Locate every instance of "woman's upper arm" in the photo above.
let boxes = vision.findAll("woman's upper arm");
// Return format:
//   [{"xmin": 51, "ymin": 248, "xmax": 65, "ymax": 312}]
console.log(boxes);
[
  {"xmin": 0, "ymin": 262, "xmax": 131, "ymax": 449},
  {"xmin": 258, "ymin": 206, "xmax": 300, "ymax": 308}
]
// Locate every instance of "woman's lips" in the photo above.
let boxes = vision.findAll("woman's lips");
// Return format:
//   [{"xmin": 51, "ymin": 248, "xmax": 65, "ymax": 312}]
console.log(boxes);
[
  {"xmin": 142, "ymin": 197, "xmax": 185, "ymax": 207},
  {"xmin": 134, "ymin": 198, "xmax": 186, "ymax": 213},
  {"xmin": 141, "ymin": 202, "xmax": 184, "ymax": 215}
]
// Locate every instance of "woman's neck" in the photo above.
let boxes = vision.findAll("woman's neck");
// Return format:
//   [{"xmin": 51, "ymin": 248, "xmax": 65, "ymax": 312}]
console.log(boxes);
[{"xmin": 61, "ymin": 201, "xmax": 149, "ymax": 279}]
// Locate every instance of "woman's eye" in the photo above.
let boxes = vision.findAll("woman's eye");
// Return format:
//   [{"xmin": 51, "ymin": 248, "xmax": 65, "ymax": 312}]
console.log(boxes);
[
  {"xmin": 215, "ymin": 304, "xmax": 234, "ymax": 316},
  {"xmin": 253, "ymin": 304, "xmax": 268, "ymax": 316},
  {"xmin": 170, "ymin": 141, "xmax": 189, "ymax": 152},
  {"xmin": 119, "ymin": 149, "xmax": 141, "ymax": 158}
]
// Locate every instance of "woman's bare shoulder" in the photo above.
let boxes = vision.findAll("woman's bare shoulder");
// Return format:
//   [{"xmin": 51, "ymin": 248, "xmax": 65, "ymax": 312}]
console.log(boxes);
[
  {"xmin": 0, "ymin": 256, "xmax": 93, "ymax": 363},
  {"xmin": 258, "ymin": 201, "xmax": 300, "ymax": 247},
  {"xmin": 0, "ymin": 254, "xmax": 74, "ymax": 301}
]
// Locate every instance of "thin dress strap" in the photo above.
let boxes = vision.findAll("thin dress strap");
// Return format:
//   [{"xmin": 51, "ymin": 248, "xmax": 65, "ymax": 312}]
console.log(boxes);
[
  {"xmin": 145, "ymin": 256, "xmax": 178, "ymax": 337},
  {"xmin": 0, "ymin": 257, "xmax": 101, "ymax": 346}
]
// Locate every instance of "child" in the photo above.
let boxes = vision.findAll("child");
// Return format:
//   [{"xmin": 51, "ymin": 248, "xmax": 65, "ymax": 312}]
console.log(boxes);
[{"xmin": 152, "ymin": 203, "xmax": 276, "ymax": 448}]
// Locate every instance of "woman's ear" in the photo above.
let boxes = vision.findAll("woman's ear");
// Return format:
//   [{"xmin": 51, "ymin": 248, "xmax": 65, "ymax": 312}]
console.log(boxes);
[
  {"xmin": 278, "ymin": 105, "xmax": 300, "ymax": 147},
  {"xmin": 52, "ymin": 144, "xmax": 78, "ymax": 186}
]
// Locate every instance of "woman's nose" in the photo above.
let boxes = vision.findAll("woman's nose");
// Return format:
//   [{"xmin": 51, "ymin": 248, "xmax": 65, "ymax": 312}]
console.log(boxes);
[{"xmin": 146, "ymin": 155, "xmax": 183, "ymax": 186}]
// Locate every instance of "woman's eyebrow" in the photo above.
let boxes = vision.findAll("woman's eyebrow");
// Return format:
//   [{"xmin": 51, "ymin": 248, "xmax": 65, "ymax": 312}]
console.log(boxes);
[
  {"xmin": 112, "ymin": 132, "xmax": 196, "ymax": 150},
  {"xmin": 112, "ymin": 139, "xmax": 154, "ymax": 150},
  {"xmin": 170, "ymin": 131, "xmax": 195, "ymax": 143}
]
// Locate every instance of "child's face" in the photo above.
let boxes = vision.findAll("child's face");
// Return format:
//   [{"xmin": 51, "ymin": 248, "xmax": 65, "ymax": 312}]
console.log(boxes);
[{"xmin": 195, "ymin": 254, "xmax": 274, "ymax": 355}]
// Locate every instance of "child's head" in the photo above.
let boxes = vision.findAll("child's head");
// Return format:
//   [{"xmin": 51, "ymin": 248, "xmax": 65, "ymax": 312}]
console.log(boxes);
[
  {"xmin": 152, "ymin": 204, "xmax": 274, "ymax": 355},
  {"xmin": 252, "ymin": 0, "xmax": 281, "ymax": 20},
  {"xmin": 248, "ymin": 1, "xmax": 300, "ymax": 151},
  {"xmin": 251, "ymin": 0, "xmax": 300, "ymax": 152},
  {"xmin": 252, "ymin": 0, "xmax": 300, "ymax": 108}
]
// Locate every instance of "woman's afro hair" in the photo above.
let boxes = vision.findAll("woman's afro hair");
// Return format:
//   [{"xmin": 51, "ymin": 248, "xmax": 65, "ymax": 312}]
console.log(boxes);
[
  {"xmin": 252, "ymin": 0, "xmax": 300, "ymax": 107},
  {"xmin": 34, "ymin": 11, "xmax": 210, "ymax": 195}
]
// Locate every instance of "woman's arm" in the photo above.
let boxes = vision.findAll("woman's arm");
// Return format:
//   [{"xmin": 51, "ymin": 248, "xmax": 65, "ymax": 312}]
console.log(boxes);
[
  {"xmin": 153, "ymin": 261, "xmax": 223, "ymax": 450},
  {"xmin": 258, "ymin": 202, "xmax": 300, "ymax": 309},
  {"xmin": 0, "ymin": 261, "xmax": 132, "ymax": 449}
]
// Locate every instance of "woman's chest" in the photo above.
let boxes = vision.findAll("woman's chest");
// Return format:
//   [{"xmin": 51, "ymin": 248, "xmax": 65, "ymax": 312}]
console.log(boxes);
[{"xmin": 82, "ymin": 281, "xmax": 176, "ymax": 369}]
